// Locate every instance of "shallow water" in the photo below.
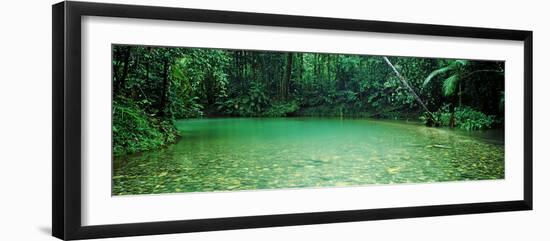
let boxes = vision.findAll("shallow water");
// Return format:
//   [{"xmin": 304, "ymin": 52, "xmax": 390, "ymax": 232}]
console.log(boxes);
[{"xmin": 113, "ymin": 118, "xmax": 504, "ymax": 195}]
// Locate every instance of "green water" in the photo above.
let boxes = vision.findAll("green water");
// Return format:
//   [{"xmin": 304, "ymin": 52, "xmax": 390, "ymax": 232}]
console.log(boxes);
[{"xmin": 113, "ymin": 118, "xmax": 504, "ymax": 195}]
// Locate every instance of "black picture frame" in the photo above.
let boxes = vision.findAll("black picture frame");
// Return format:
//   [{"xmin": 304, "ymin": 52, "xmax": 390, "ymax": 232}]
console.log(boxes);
[{"xmin": 52, "ymin": 1, "xmax": 533, "ymax": 240}]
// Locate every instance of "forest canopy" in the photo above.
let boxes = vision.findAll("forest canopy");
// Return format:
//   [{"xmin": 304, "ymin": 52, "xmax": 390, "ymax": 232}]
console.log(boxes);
[{"xmin": 111, "ymin": 45, "xmax": 504, "ymax": 156}]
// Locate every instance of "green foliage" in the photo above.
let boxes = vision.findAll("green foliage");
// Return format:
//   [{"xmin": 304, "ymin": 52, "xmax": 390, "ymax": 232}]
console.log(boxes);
[
  {"xmin": 423, "ymin": 60, "xmax": 468, "ymax": 86},
  {"xmin": 218, "ymin": 82, "xmax": 270, "ymax": 117},
  {"xmin": 442, "ymin": 74, "xmax": 460, "ymax": 96},
  {"xmin": 263, "ymin": 101, "xmax": 299, "ymax": 117},
  {"xmin": 421, "ymin": 104, "xmax": 452, "ymax": 127},
  {"xmin": 169, "ymin": 49, "xmax": 230, "ymax": 117},
  {"xmin": 423, "ymin": 60, "xmax": 468, "ymax": 99},
  {"xmin": 170, "ymin": 95, "xmax": 204, "ymax": 118},
  {"xmin": 454, "ymin": 107, "xmax": 495, "ymax": 130},
  {"xmin": 112, "ymin": 97, "xmax": 177, "ymax": 156},
  {"xmin": 424, "ymin": 105, "xmax": 495, "ymax": 130}
]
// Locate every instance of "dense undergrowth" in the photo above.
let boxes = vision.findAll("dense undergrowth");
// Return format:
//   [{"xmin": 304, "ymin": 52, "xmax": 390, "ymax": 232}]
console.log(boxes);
[{"xmin": 112, "ymin": 97, "xmax": 178, "ymax": 156}]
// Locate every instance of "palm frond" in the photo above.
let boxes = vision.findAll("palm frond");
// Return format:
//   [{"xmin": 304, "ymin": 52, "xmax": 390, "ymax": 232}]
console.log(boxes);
[
  {"xmin": 442, "ymin": 74, "xmax": 460, "ymax": 96},
  {"xmin": 423, "ymin": 60, "xmax": 468, "ymax": 87},
  {"xmin": 455, "ymin": 59, "xmax": 469, "ymax": 66},
  {"xmin": 423, "ymin": 66, "xmax": 451, "ymax": 87}
]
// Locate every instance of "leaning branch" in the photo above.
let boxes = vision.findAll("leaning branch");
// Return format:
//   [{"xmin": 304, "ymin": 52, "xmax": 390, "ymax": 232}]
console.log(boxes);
[{"xmin": 383, "ymin": 57, "xmax": 434, "ymax": 118}]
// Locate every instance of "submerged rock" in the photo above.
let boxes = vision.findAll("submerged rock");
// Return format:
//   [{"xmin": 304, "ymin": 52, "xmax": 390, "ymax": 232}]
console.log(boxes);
[{"xmin": 425, "ymin": 144, "xmax": 452, "ymax": 149}]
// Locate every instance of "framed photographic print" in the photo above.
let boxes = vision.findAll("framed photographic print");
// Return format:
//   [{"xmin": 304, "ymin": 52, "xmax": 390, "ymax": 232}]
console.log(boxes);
[{"xmin": 52, "ymin": 1, "xmax": 533, "ymax": 240}]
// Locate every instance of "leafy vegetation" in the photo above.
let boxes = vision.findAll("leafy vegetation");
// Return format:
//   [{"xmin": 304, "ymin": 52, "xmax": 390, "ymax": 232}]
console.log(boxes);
[
  {"xmin": 112, "ymin": 45, "xmax": 505, "ymax": 156},
  {"xmin": 425, "ymin": 105, "xmax": 495, "ymax": 131},
  {"xmin": 112, "ymin": 96, "xmax": 177, "ymax": 156}
]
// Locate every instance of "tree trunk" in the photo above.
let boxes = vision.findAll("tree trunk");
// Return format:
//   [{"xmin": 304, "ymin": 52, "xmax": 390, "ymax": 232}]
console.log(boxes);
[
  {"xmin": 284, "ymin": 53, "xmax": 293, "ymax": 100},
  {"xmin": 145, "ymin": 47, "xmax": 151, "ymax": 84},
  {"xmin": 315, "ymin": 54, "xmax": 320, "ymax": 80},
  {"xmin": 158, "ymin": 58, "xmax": 169, "ymax": 117},
  {"xmin": 298, "ymin": 54, "xmax": 304, "ymax": 82},
  {"xmin": 449, "ymin": 103, "xmax": 456, "ymax": 128},
  {"xmin": 145, "ymin": 62, "xmax": 150, "ymax": 83},
  {"xmin": 383, "ymin": 57, "xmax": 434, "ymax": 119},
  {"xmin": 458, "ymin": 81, "xmax": 462, "ymax": 107},
  {"xmin": 116, "ymin": 47, "xmax": 131, "ymax": 94}
]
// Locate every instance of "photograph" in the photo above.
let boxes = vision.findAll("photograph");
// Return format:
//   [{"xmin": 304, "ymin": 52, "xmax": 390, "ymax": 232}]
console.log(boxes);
[
  {"xmin": 45, "ymin": 1, "xmax": 538, "ymax": 239},
  {"xmin": 111, "ymin": 45, "xmax": 505, "ymax": 196}
]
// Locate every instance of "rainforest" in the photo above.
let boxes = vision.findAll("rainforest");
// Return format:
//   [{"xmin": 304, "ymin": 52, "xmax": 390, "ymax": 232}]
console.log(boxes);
[{"xmin": 112, "ymin": 45, "xmax": 504, "ymax": 195}]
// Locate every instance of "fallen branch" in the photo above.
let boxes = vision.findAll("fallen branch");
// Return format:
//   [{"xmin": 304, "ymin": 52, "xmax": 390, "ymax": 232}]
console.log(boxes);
[{"xmin": 383, "ymin": 57, "xmax": 435, "ymax": 119}]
